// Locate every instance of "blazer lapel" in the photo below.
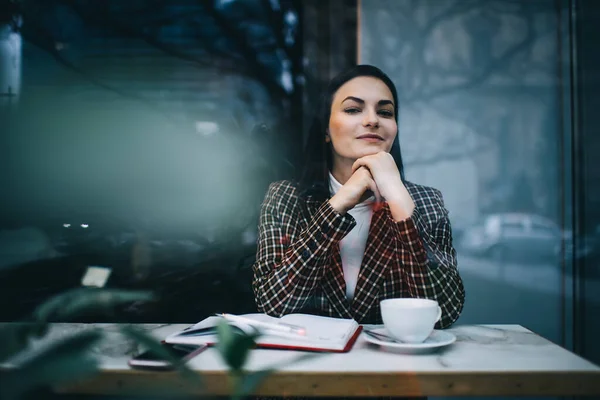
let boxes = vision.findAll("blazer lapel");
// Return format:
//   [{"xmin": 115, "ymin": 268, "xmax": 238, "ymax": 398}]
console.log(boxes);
[
  {"xmin": 322, "ymin": 243, "xmax": 353, "ymax": 318},
  {"xmin": 305, "ymin": 196, "xmax": 352, "ymax": 319},
  {"xmin": 351, "ymin": 204, "xmax": 394, "ymax": 321}
]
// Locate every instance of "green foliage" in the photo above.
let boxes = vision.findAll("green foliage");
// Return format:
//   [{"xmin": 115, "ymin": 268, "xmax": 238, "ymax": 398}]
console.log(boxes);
[
  {"xmin": 0, "ymin": 0, "xmax": 22, "ymax": 28},
  {"xmin": 0, "ymin": 288, "xmax": 154, "ymax": 363},
  {"xmin": 235, "ymin": 352, "xmax": 317, "ymax": 400},
  {"xmin": 216, "ymin": 320, "xmax": 259, "ymax": 373},
  {"xmin": 215, "ymin": 320, "xmax": 319, "ymax": 400},
  {"xmin": 0, "ymin": 322, "xmax": 47, "ymax": 361},
  {"xmin": 1, "ymin": 329, "xmax": 103, "ymax": 400},
  {"xmin": 31, "ymin": 287, "xmax": 153, "ymax": 322},
  {"xmin": 0, "ymin": 287, "xmax": 154, "ymax": 400},
  {"xmin": 119, "ymin": 325, "xmax": 203, "ymax": 383},
  {"xmin": 0, "ymin": 287, "xmax": 313, "ymax": 399},
  {"xmin": 216, "ymin": 320, "xmax": 261, "ymax": 400}
]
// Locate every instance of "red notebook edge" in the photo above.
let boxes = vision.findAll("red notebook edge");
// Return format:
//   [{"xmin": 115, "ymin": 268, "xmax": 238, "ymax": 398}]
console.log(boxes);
[
  {"xmin": 164, "ymin": 324, "xmax": 364, "ymax": 354},
  {"xmin": 254, "ymin": 324, "xmax": 363, "ymax": 353}
]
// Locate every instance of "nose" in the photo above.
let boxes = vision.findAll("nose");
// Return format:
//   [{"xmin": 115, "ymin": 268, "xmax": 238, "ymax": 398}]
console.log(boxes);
[{"xmin": 363, "ymin": 109, "xmax": 379, "ymax": 128}]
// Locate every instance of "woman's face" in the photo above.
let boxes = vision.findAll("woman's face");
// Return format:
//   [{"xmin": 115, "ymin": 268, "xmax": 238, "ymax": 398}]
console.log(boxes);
[{"xmin": 328, "ymin": 76, "xmax": 397, "ymax": 168}]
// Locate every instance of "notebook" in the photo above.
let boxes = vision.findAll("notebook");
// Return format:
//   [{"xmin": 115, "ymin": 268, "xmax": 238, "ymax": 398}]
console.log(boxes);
[{"xmin": 164, "ymin": 313, "xmax": 362, "ymax": 353}]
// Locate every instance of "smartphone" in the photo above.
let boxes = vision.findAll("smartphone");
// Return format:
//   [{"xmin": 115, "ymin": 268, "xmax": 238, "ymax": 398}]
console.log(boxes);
[{"xmin": 128, "ymin": 343, "xmax": 208, "ymax": 370}]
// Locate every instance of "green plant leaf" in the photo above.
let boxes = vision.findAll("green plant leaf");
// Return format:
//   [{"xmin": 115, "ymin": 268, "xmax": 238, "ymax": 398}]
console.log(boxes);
[
  {"xmin": 216, "ymin": 319, "xmax": 234, "ymax": 346},
  {"xmin": 31, "ymin": 288, "xmax": 154, "ymax": 322},
  {"xmin": 119, "ymin": 325, "xmax": 205, "ymax": 391},
  {"xmin": 234, "ymin": 369, "xmax": 272, "ymax": 400},
  {"xmin": 0, "ymin": 329, "xmax": 102, "ymax": 400},
  {"xmin": 0, "ymin": 322, "xmax": 48, "ymax": 362},
  {"xmin": 215, "ymin": 321, "xmax": 258, "ymax": 372},
  {"xmin": 235, "ymin": 353, "xmax": 318, "ymax": 398}
]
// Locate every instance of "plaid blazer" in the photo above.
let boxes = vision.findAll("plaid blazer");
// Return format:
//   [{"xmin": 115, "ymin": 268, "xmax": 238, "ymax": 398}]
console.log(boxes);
[{"xmin": 252, "ymin": 180, "xmax": 465, "ymax": 328}]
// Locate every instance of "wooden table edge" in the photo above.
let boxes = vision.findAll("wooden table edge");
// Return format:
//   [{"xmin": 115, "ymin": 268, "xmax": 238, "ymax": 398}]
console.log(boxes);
[{"xmin": 54, "ymin": 369, "xmax": 600, "ymax": 397}]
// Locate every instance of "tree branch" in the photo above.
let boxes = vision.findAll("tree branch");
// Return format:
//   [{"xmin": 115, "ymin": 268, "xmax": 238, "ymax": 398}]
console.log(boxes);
[
  {"xmin": 19, "ymin": 16, "xmax": 191, "ymax": 130},
  {"xmin": 55, "ymin": 0, "xmax": 247, "ymax": 76},
  {"xmin": 201, "ymin": 0, "xmax": 289, "ymax": 101},
  {"xmin": 259, "ymin": 0, "xmax": 294, "ymax": 66},
  {"xmin": 21, "ymin": 26, "xmax": 138, "ymax": 101},
  {"xmin": 407, "ymin": 6, "xmax": 535, "ymax": 103},
  {"xmin": 404, "ymin": 142, "xmax": 493, "ymax": 167},
  {"xmin": 421, "ymin": 0, "xmax": 480, "ymax": 36}
]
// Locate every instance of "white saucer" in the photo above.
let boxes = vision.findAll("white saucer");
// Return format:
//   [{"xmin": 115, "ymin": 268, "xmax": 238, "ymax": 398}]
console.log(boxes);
[{"xmin": 363, "ymin": 328, "xmax": 456, "ymax": 353}]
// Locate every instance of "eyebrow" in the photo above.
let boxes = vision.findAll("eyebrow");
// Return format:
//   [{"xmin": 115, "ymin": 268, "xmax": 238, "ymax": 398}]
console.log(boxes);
[{"xmin": 341, "ymin": 96, "xmax": 394, "ymax": 107}]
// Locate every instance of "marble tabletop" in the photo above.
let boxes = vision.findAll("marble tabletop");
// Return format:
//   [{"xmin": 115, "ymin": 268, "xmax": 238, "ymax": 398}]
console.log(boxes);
[{"xmin": 4, "ymin": 323, "xmax": 600, "ymax": 397}]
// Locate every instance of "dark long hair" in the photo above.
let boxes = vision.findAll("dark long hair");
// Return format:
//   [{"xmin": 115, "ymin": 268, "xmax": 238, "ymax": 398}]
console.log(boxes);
[{"xmin": 297, "ymin": 65, "xmax": 405, "ymax": 200}]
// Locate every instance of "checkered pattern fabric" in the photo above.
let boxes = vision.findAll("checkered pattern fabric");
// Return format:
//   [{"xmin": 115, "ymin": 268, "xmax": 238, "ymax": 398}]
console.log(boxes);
[{"xmin": 252, "ymin": 180, "xmax": 465, "ymax": 328}]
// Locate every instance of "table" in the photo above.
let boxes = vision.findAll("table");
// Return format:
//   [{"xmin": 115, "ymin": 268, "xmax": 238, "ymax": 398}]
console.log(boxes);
[{"xmin": 4, "ymin": 323, "xmax": 600, "ymax": 397}]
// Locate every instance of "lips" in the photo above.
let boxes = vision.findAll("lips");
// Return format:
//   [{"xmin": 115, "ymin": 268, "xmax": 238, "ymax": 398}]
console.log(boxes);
[{"xmin": 357, "ymin": 134, "xmax": 384, "ymax": 140}]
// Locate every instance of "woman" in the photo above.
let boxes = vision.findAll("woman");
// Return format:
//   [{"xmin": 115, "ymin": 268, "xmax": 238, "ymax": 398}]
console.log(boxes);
[{"xmin": 252, "ymin": 65, "xmax": 465, "ymax": 327}]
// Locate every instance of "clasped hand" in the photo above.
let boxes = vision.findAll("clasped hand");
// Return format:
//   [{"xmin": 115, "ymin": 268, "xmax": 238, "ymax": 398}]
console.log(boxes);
[{"xmin": 329, "ymin": 152, "xmax": 415, "ymax": 220}]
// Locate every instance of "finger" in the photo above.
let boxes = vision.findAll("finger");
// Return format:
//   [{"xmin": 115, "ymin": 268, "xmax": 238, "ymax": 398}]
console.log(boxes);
[
  {"xmin": 367, "ymin": 177, "xmax": 382, "ymax": 204},
  {"xmin": 351, "ymin": 159, "xmax": 363, "ymax": 174},
  {"xmin": 352, "ymin": 157, "xmax": 372, "ymax": 174},
  {"xmin": 356, "ymin": 166, "xmax": 374, "ymax": 181},
  {"xmin": 371, "ymin": 185, "xmax": 386, "ymax": 212},
  {"xmin": 365, "ymin": 175, "xmax": 385, "ymax": 212}
]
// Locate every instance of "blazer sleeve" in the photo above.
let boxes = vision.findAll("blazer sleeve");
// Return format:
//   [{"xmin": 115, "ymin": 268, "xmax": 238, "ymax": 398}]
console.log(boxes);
[
  {"xmin": 252, "ymin": 182, "xmax": 356, "ymax": 316},
  {"xmin": 390, "ymin": 188, "xmax": 465, "ymax": 329}
]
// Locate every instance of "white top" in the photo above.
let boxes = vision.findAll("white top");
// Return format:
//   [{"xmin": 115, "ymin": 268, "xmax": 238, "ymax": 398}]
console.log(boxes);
[{"xmin": 329, "ymin": 172, "xmax": 374, "ymax": 300}]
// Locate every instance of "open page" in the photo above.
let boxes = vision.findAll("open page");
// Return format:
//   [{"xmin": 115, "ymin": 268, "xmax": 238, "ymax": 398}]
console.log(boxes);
[
  {"xmin": 165, "ymin": 313, "xmax": 360, "ymax": 352},
  {"xmin": 276, "ymin": 314, "xmax": 359, "ymax": 346}
]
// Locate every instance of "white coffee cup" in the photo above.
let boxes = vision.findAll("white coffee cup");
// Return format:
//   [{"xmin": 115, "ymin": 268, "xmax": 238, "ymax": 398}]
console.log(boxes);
[{"xmin": 380, "ymin": 298, "xmax": 442, "ymax": 343}]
